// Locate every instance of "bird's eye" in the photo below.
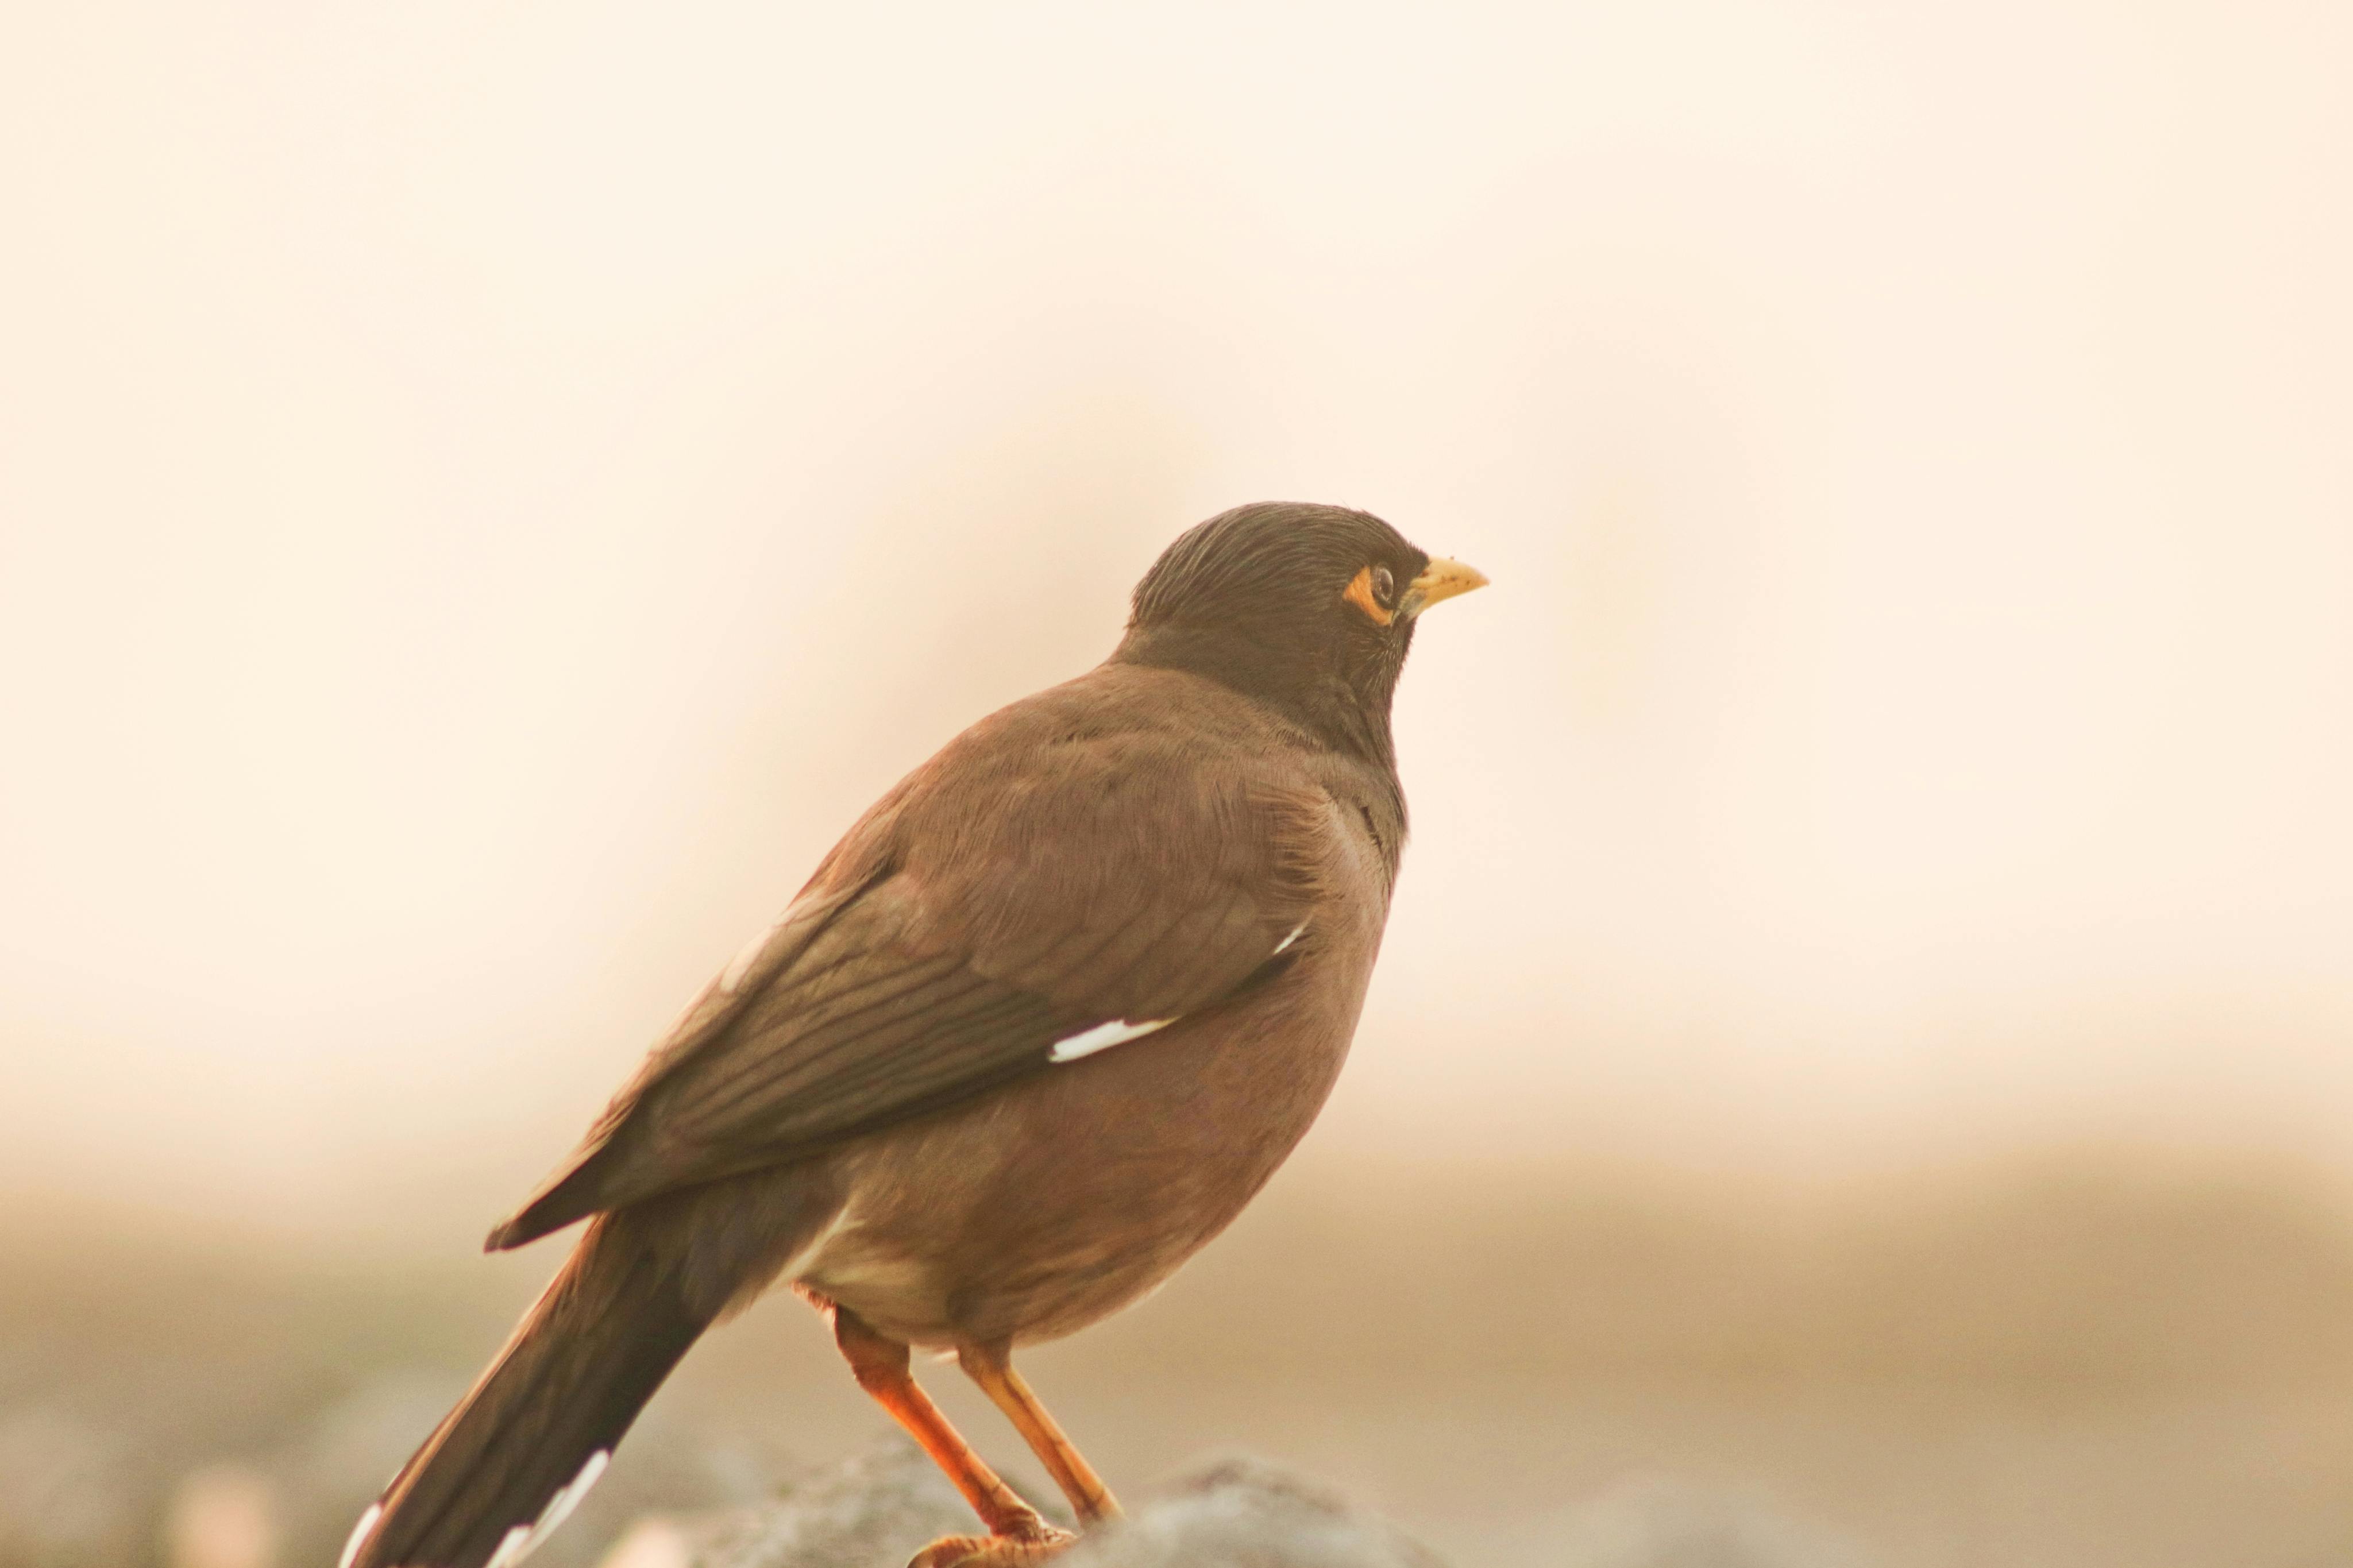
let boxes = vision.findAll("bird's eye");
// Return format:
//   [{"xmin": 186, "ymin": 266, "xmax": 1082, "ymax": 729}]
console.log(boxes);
[{"xmin": 1372, "ymin": 566, "xmax": 1396, "ymax": 605}]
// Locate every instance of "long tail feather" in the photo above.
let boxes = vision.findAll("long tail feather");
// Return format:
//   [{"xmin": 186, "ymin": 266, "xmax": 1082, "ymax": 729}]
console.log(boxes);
[{"xmin": 344, "ymin": 1170, "xmax": 835, "ymax": 1568}]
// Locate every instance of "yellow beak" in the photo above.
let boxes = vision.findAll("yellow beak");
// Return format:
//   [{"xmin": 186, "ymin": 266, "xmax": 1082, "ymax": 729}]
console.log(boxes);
[{"xmin": 1402, "ymin": 557, "xmax": 1490, "ymax": 617}]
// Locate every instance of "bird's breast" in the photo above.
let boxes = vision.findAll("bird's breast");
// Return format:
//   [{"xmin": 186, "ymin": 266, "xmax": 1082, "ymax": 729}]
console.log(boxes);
[{"xmin": 793, "ymin": 920, "xmax": 1379, "ymax": 1349}]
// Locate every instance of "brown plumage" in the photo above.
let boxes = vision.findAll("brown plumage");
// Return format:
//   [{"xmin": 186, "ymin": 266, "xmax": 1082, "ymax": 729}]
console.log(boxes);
[{"xmin": 341, "ymin": 501, "xmax": 1486, "ymax": 1568}]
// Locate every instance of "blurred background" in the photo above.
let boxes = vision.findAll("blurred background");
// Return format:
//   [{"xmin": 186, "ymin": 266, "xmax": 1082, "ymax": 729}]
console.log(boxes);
[{"xmin": 3, "ymin": 2, "xmax": 2350, "ymax": 1565}]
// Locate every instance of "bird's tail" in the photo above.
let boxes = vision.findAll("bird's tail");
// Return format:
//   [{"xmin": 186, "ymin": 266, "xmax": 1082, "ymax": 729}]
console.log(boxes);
[{"xmin": 342, "ymin": 1171, "xmax": 836, "ymax": 1568}]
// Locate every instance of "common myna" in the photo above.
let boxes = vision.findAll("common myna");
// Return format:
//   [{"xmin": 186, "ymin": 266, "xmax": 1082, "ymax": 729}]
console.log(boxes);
[{"xmin": 341, "ymin": 501, "xmax": 1487, "ymax": 1568}]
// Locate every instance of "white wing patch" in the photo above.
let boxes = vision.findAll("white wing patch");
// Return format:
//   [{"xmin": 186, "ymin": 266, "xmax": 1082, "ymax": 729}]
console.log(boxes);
[
  {"xmin": 1049, "ymin": 1017, "xmax": 1176, "ymax": 1063},
  {"xmin": 484, "ymin": 1449, "xmax": 611, "ymax": 1568},
  {"xmin": 337, "ymin": 1503, "xmax": 383, "ymax": 1568},
  {"xmin": 1046, "ymin": 925, "xmax": 1304, "ymax": 1066}
]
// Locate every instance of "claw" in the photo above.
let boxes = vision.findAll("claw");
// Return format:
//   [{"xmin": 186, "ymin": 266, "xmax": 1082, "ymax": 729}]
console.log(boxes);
[{"xmin": 906, "ymin": 1524, "xmax": 1079, "ymax": 1567}]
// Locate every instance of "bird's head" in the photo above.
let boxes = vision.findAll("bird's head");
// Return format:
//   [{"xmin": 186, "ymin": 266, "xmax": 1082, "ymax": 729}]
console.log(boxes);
[{"xmin": 1114, "ymin": 501, "xmax": 1487, "ymax": 766}]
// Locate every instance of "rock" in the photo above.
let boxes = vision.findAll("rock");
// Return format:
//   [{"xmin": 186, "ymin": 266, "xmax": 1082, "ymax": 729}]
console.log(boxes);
[
  {"xmin": 658, "ymin": 1445, "xmax": 1447, "ymax": 1568},
  {"xmin": 1060, "ymin": 1458, "xmax": 1448, "ymax": 1568},
  {"xmin": 1540, "ymin": 1478, "xmax": 1864, "ymax": 1568},
  {"xmin": 681, "ymin": 1441, "xmax": 979, "ymax": 1568}
]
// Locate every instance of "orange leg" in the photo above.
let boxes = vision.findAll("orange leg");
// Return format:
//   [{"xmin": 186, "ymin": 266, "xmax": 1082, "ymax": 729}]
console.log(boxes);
[
  {"xmin": 958, "ymin": 1342, "xmax": 1123, "ymax": 1525},
  {"xmin": 830, "ymin": 1306, "xmax": 1063, "ymax": 1547}
]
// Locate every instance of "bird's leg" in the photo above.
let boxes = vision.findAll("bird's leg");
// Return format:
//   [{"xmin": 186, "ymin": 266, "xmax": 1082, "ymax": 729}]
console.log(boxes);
[
  {"xmin": 958, "ymin": 1341, "xmax": 1123, "ymax": 1525},
  {"xmin": 828, "ymin": 1306, "xmax": 1075, "ymax": 1565}
]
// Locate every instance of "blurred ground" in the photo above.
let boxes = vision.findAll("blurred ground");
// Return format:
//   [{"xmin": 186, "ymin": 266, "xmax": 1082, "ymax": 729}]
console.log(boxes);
[{"xmin": 7, "ymin": 1146, "xmax": 2351, "ymax": 1568}]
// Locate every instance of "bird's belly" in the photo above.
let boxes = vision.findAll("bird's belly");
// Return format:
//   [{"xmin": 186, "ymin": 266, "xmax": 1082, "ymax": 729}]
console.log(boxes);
[{"xmin": 793, "ymin": 965, "xmax": 1360, "ymax": 1349}]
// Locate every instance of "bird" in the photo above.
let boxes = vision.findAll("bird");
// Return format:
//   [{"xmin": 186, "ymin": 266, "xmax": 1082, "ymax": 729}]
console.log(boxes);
[{"xmin": 340, "ymin": 501, "xmax": 1487, "ymax": 1568}]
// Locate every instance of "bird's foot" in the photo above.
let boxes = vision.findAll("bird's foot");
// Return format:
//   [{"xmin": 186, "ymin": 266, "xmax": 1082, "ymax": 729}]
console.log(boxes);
[{"xmin": 906, "ymin": 1523, "xmax": 1079, "ymax": 1567}]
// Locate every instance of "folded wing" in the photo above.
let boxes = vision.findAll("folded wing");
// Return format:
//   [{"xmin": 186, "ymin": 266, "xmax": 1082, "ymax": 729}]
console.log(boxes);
[{"xmin": 490, "ymin": 698, "xmax": 1332, "ymax": 1250}]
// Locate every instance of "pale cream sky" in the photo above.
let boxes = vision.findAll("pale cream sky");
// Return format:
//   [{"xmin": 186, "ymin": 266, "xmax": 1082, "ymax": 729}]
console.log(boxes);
[{"xmin": 2, "ymin": 0, "xmax": 2348, "ymax": 1234}]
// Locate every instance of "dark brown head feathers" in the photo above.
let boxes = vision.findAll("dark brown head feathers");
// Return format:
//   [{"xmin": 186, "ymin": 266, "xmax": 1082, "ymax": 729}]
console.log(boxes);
[{"xmin": 1115, "ymin": 502, "xmax": 1433, "ymax": 767}]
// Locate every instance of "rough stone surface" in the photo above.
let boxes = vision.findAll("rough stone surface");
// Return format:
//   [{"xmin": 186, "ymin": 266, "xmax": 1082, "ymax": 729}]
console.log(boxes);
[
  {"xmin": 1539, "ymin": 1479, "xmax": 1864, "ymax": 1568},
  {"xmin": 670, "ymin": 1445, "xmax": 1449, "ymax": 1568},
  {"xmin": 681, "ymin": 1442, "xmax": 988, "ymax": 1568},
  {"xmin": 1056, "ymin": 1458, "xmax": 1448, "ymax": 1568}
]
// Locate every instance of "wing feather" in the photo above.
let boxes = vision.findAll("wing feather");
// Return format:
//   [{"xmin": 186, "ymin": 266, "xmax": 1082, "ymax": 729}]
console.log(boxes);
[{"xmin": 487, "ymin": 669, "xmax": 1336, "ymax": 1249}]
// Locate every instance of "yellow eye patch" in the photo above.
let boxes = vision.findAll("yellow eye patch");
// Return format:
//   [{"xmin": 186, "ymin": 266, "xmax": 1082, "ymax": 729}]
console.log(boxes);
[{"xmin": 1341, "ymin": 565, "xmax": 1394, "ymax": 626}]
